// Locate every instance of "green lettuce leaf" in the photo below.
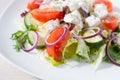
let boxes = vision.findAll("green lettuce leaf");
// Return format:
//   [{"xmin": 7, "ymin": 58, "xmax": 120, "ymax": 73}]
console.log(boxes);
[
  {"xmin": 93, "ymin": 44, "xmax": 106, "ymax": 70},
  {"xmin": 46, "ymin": 56, "xmax": 61, "ymax": 66},
  {"xmin": 76, "ymin": 39, "xmax": 90, "ymax": 61},
  {"xmin": 63, "ymin": 38, "xmax": 78, "ymax": 59},
  {"xmin": 63, "ymin": 38, "xmax": 90, "ymax": 61},
  {"xmin": 108, "ymin": 43, "xmax": 120, "ymax": 63}
]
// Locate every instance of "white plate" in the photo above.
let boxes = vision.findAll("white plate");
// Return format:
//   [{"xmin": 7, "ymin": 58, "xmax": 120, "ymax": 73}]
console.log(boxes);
[{"xmin": 0, "ymin": 0, "xmax": 120, "ymax": 80}]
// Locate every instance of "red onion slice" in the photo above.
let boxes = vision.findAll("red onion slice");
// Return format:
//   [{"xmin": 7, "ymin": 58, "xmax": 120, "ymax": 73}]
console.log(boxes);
[
  {"xmin": 20, "ymin": 31, "xmax": 40, "ymax": 52},
  {"xmin": 72, "ymin": 27, "xmax": 102, "ymax": 40},
  {"xmin": 105, "ymin": 36, "xmax": 120, "ymax": 66},
  {"xmin": 63, "ymin": 6, "xmax": 70, "ymax": 17},
  {"xmin": 111, "ymin": 32, "xmax": 118, "ymax": 44},
  {"xmin": 78, "ymin": 7, "xmax": 88, "ymax": 18},
  {"xmin": 69, "ymin": 23, "xmax": 75, "ymax": 31},
  {"xmin": 45, "ymin": 27, "xmax": 67, "ymax": 46},
  {"xmin": 20, "ymin": 11, "xmax": 28, "ymax": 17},
  {"xmin": 111, "ymin": 32, "xmax": 118, "ymax": 38}
]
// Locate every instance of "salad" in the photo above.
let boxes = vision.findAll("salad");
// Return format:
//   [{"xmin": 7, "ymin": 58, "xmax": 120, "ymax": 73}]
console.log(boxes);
[{"xmin": 11, "ymin": 0, "xmax": 120, "ymax": 69}]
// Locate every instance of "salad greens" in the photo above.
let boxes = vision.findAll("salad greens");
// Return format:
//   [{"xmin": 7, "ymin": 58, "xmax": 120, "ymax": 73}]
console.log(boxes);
[
  {"xmin": 46, "ymin": 56, "xmax": 61, "ymax": 66},
  {"xmin": 93, "ymin": 44, "xmax": 106, "ymax": 70},
  {"xmin": 63, "ymin": 38, "xmax": 78, "ymax": 59},
  {"xmin": 11, "ymin": 31, "xmax": 24, "ymax": 51},
  {"xmin": 108, "ymin": 43, "xmax": 120, "ymax": 63},
  {"xmin": 76, "ymin": 39, "xmax": 90, "ymax": 61}
]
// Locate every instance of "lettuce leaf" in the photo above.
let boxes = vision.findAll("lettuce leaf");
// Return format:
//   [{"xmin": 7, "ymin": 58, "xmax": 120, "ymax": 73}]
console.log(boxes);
[
  {"xmin": 76, "ymin": 39, "xmax": 90, "ymax": 61},
  {"xmin": 108, "ymin": 43, "xmax": 120, "ymax": 63},
  {"xmin": 46, "ymin": 56, "xmax": 61, "ymax": 66},
  {"xmin": 63, "ymin": 38, "xmax": 90, "ymax": 61},
  {"xmin": 63, "ymin": 38, "xmax": 78, "ymax": 59},
  {"xmin": 93, "ymin": 44, "xmax": 106, "ymax": 70}
]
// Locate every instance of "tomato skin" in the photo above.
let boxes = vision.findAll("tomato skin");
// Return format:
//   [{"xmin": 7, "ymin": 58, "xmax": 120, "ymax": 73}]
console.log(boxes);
[
  {"xmin": 30, "ymin": 8, "xmax": 63, "ymax": 22},
  {"xmin": 46, "ymin": 27, "xmax": 70, "ymax": 62},
  {"xmin": 102, "ymin": 16, "xmax": 119, "ymax": 31},
  {"xmin": 27, "ymin": 0, "xmax": 43, "ymax": 10},
  {"xmin": 93, "ymin": 0, "xmax": 113, "ymax": 12}
]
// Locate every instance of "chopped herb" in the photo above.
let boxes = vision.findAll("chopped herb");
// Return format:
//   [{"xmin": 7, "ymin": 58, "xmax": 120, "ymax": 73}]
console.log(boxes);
[
  {"xmin": 11, "ymin": 30, "xmax": 29, "ymax": 51},
  {"xmin": 36, "ymin": 45, "xmax": 46, "ymax": 50},
  {"xmin": 28, "ymin": 24, "xmax": 37, "ymax": 31}
]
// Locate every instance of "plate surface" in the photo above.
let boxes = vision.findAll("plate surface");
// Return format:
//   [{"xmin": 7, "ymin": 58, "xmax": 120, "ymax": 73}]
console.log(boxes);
[{"xmin": 0, "ymin": 0, "xmax": 120, "ymax": 80}]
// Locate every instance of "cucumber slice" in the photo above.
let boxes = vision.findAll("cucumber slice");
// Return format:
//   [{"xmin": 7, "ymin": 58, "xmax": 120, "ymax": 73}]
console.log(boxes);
[
  {"xmin": 24, "ymin": 10, "xmax": 42, "ymax": 30},
  {"xmin": 83, "ymin": 29, "xmax": 103, "ymax": 47},
  {"xmin": 24, "ymin": 12, "xmax": 32, "ymax": 29},
  {"xmin": 28, "ymin": 31, "xmax": 37, "ymax": 45},
  {"xmin": 28, "ymin": 31, "xmax": 45, "ymax": 49}
]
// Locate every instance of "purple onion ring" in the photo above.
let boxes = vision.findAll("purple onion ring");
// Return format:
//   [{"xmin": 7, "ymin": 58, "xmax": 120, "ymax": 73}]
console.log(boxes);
[
  {"xmin": 20, "ymin": 11, "xmax": 28, "ymax": 18},
  {"xmin": 20, "ymin": 31, "xmax": 40, "ymax": 52},
  {"xmin": 72, "ymin": 27, "xmax": 102, "ymax": 40},
  {"xmin": 100, "ymin": 29, "xmax": 108, "ymax": 39},
  {"xmin": 69, "ymin": 23, "xmax": 75, "ymax": 31},
  {"xmin": 45, "ymin": 27, "xmax": 67, "ymax": 46},
  {"xmin": 78, "ymin": 7, "xmax": 88, "ymax": 18}
]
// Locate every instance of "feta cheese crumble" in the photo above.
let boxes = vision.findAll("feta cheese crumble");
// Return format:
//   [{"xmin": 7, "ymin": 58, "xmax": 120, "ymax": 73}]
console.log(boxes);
[
  {"xmin": 94, "ymin": 4, "xmax": 108, "ymax": 18},
  {"xmin": 64, "ymin": 10, "xmax": 82, "ymax": 23},
  {"xmin": 64, "ymin": 10, "xmax": 83, "ymax": 29},
  {"xmin": 44, "ymin": 19, "xmax": 60, "ymax": 32},
  {"xmin": 85, "ymin": 15, "xmax": 100, "ymax": 27}
]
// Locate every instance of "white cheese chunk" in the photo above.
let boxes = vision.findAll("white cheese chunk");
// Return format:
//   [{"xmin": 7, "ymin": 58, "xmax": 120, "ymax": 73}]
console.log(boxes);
[
  {"xmin": 94, "ymin": 4, "xmax": 108, "ymax": 18},
  {"xmin": 79, "ymin": 0, "xmax": 91, "ymax": 13},
  {"xmin": 64, "ymin": 10, "xmax": 82, "ymax": 24},
  {"xmin": 85, "ymin": 15, "xmax": 100, "ymax": 27},
  {"xmin": 76, "ymin": 21, "xmax": 83, "ymax": 30},
  {"xmin": 68, "ymin": 0, "xmax": 80, "ymax": 11},
  {"xmin": 65, "ymin": 0, "xmax": 83, "ymax": 11},
  {"xmin": 64, "ymin": 10, "xmax": 83, "ymax": 30},
  {"xmin": 50, "ymin": 0, "xmax": 65, "ymax": 11},
  {"xmin": 44, "ymin": 19, "xmax": 60, "ymax": 32}
]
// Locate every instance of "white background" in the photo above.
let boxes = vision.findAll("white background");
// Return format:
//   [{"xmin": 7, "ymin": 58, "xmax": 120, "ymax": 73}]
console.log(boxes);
[{"xmin": 0, "ymin": 0, "xmax": 41, "ymax": 80}]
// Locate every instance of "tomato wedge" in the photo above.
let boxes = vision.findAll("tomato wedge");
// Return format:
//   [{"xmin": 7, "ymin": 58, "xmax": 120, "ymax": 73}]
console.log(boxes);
[
  {"xmin": 46, "ymin": 27, "xmax": 70, "ymax": 62},
  {"xmin": 93, "ymin": 0, "xmax": 113, "ymax": 12},
  {"xmin": 27, "ymin": 0, "xmax": 43, "ymax": 10},
  {"xmin": 102, "ymin": 16, "xmax": 119, "ymax": 31},
  {"xmin": 30, "ymin": 8, "xmax": 63, "ymax": 22}
]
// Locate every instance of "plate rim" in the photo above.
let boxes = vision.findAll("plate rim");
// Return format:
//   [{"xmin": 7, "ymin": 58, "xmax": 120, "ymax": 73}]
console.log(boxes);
[{"xmin": 0, "ymin": 0, "xmax": 120, "ymax": 80}]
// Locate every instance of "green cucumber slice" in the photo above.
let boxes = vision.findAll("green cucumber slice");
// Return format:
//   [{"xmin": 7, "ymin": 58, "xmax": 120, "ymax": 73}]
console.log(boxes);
[
  {"xmin": 27, "ymin": 31, "xmax": 45, "ymax": 49},
  {"xmin": 83, "ymin": 29, "xmax": 103, "ymax": 47},
  {"xmin": 24, "ymin": 10, "xmax": 42, "ymax": 30},
  {"xmin": 24, "ymin": 12, "xmax": 32, "ymax": 29}
]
